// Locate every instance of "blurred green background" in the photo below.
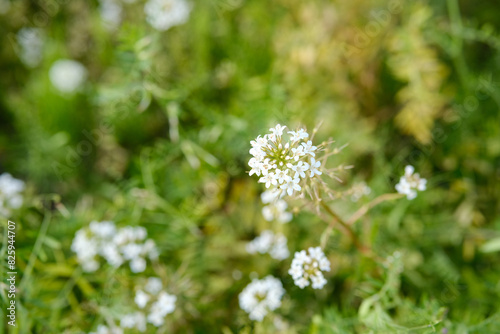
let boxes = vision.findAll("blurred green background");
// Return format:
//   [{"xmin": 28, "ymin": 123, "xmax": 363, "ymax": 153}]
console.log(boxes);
[{"xmin": 0, "ymin": 0, "xmax": 499, "ymax": 333}]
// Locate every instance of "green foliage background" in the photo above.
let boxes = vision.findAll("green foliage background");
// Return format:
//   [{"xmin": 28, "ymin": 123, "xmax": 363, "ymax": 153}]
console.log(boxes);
[{"xmin": 0, "ymin": 0, "xmax": 499, "ymax": 333}]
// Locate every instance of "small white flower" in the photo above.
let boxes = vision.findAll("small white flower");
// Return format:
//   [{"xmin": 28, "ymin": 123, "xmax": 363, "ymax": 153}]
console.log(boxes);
[
  {"xmin": 291, "ymin": 145, "xmax": 305, "ymax": 161},
  {"xmin": 395, "ymin": 165, "xmax": 427, "ymax": 200},
  {"xmin": 135, "ymin": 290, "xmax": 150, "ymax": 308},
  {"xmin": 269, "ymin": 124, "xmax": 287, "ymax": 137},
  {"xmin": 49, "ymin": 59, "xmax": 87, "ymax": 94},
  {"xmin": 239, "ymin": 276, "xmax": 285, "ymax": 322},
  {"xmin": 144, "ymin": 0, "xmax": 191, "ymax": 31},
  {"xmin": 145, "ymin": 277, "xmax": 163, "ymax": 294},
  {"xmin": 0, "ymin": 173, "xmax": 25, "ymax": 217},
  {"xmin": 301, "ymin": 141, "xmax": 317, "ymax": 157},
  {"xmin": 287, "ymin": 161, "xmax": 309, "ymax": 179},
  {"xmin": 261, "ymin": 199, "xmax": 292, "ymax": 223},
  {"xmin": 289, "ymin": 247, "xmax": 330, "ymax": 289},
  {"xmin": 259, "ymin": 172, "xmax": 277, "ymax": 189},
  {"xmin": 288, "ymin": 129, "xmax": 309, "ymax": 142},
  {"xmin": 90, "ymin": 324, "xmax": 123, "ymax": 334},
  {"xmin": 121, "ymin": 312, "xmax": 146, "ymax": 332},
  {"xmin": 280, "ymin": 176, "xmax": 301, "ymax": 196},
  {"xmin": 260, "ymin": 189, "xmax": 280, "ymax": 204},
  {"xmin": 130, "ymin": 257, "xmax": 147, "ymax": 273},
  {"xmin": 248, "ymin": 158, "xmax": 262, "ymax": 177},
  {"xmin": 99, "ymin": 0, "xmax": 122, "ymax": 30},
  {"xmin": 309, "ymin": 158, "xmax": 322, "ymax": 177},
  {"xmin": 147, "ymin": 291, "xmax": 177, "ymax": 326},
  {"xmin": 274, "ymin": 168, "xmax": 289, "ymax": 184},
  {"xmin": 246, "ymin": 230, "xmax": 289, "ymax": 260}
]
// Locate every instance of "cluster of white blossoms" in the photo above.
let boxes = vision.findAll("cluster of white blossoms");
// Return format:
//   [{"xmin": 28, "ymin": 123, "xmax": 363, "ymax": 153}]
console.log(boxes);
[
  {"xmin": 249, "ymin": 124, "xmax": 322, "ymax": 197},
  {"xmin": 395, "ymin": 165, "xmax": 427, "ymax": 200},
  {"xmin": 71, "ymin": 221, "xmax": 158, "ymax": 273},
  {"xmin": 350, "ymin": 182, "xmax": 371, "ymax": 202},
  {"xmin": 16, "ymin": 28, "xmax": 44, "ymax": 68},
  {"xmin": 289, "ymin": 247, "xmax": 330, "ymax": 289},
  {"xmin": 49, "ymin": 59, "xmax": 87, "ymax": 94},
  {"xmin": 144, "ymin": 0, "xmax": 191, "ymax": 31},
  {"xmin": 239, "ymin": 276, "xmax": 285, "ymax": 322},
  {"xmin": 0, "ymin": 173, "xmax": 25, "ymax": 217},
  {"xmin": 121, "ymin": 277, "xmax": 176, "ymax": 330},
  {"xmin": 246, "ymin": 230, "xmax": 289, "ymax": 260},
  {"xmin": 260, "ymin": 190, "xmax": 292, "ymax": 223}
]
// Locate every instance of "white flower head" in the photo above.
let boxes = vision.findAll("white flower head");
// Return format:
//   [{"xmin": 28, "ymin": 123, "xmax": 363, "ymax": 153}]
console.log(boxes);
[
  {"xmin": 144, "ymin": 0, "xmax": 191, "ymax": 31},
  {"xmin": 288, "ymin": 247, "xmax": 330, "ymax": 289},
  {"xmin": 0, "ymin": 173, "xmax": 25, "ymax": 217},
  {"xmin": 49, "ymin": 59, "xmax": 87, "ymax": 94},
  {"xmin": 395, "ymin": 165, "xmax": 427, "ymax": 200},
  {"xmin": 248, "ymin": 125, "xmax": 323, "ymax": 197},
  {"xmin": 239, "ymin": 276, "xmax": 285, "ymax": 322}
]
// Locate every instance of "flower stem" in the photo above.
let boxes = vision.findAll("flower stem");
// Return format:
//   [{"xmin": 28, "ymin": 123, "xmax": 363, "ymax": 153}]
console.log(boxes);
[
  {"xmin": 319, "ymin": 201, "xmax": 371, "ymax": 256},
  {"xmin": 347, "ymin": 193, "xmax": 405, "ymax": 226}
]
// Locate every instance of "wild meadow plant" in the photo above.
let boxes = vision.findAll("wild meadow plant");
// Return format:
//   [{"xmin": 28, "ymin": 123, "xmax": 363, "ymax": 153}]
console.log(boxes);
[{"xmin": 240, "ymin": 123, "xmax": 429, "ymax": 324}]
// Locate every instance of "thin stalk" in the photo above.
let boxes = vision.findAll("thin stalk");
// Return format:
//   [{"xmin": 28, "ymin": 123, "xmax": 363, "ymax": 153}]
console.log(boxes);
[
  {"xmin": 319, "ymin": 201, "xmax": 371, "ymax": 256},
  {"xmin": 347, "ymin": 193, "xmax": 405, "ymax": 226}
]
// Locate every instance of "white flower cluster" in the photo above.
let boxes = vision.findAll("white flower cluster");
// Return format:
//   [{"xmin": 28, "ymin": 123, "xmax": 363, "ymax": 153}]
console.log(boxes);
[
  {"xmin": 246, "ymin": 230, "xmax": 289, "ymax": 260},
  {"xmin": 17, "ymin": 28, "xmax": 44, "ymax": 68},
  {"xmin": 239, "ymin": 276, "xmax": 285, "ymax": 322},
  {"xmin": 249, "ymin": 124, "xmax": 322, "ymax": 197},
  {"xmin": 49, "ymin": 59, "xmax": 87, "ymax": 94},
  {"xmin": 89, "ymin": 324, "xmax": 123, "ymax": 334},
  {"xmin": 350, "ymin": 182, "xmax": 371, "ymax": 202},
  {"xmin": 0, "ymin": 173, "xmax": 25, "ymax": 217},
  {"xmin": 395, "ymin": 165, "xmax": 427, "ymax": 200},
  {"xmin": 288, "ymin": 247, "xmax": 330, "ymax": 289},
  {"xmin": 121, "ymin": 277, "xmax": 176, "ymax": 330},
  {"xmin": 260, "ymin": 190, "xmax": 292, "ymax": 223},
  {"xmin": 71, "ymin": 221, "xmax": 158, "ymax": 273},
  {"xmin": 144, "ymin": 0, "xmax": 191, "ymax": 31}
]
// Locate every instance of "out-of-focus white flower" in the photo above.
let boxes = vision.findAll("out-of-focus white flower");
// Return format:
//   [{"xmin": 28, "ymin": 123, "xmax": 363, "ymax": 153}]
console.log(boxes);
[
  {"xmin": 17, "ymin": 28, "xmax": 44, "ymax": 67},
  {"xmin": 288, "ymin": 247, "xmax": 330, "ymax": 289},
  {"xmin": 144, "ymin": 0, "xmax": 191, "ymax": 31},
  {"xmin": 49, "ymin": 59, "xmax": 87, "ymax": 94},
  {"xmin": 71, "ymin": 222, "xmax": 158, "ymax": 272},
  {"xmin": 249, "ymin": 125, "xmax": 323, "ymax": 198},
  {"xmin": 89, "ymin": 324, "xmax": 123, "ymax": 334},
  {"xmin": 260, "ymin": 189, "xmax": 280, "ymax": 204},
  {"xmin": 239, "ymin": 275, "xmax": 285, "ymax": 322},
  {"xmin": 121, "ymin": 312, "xmax": 146, "ymax": 332},
  {"xmin": 99, "ymin": 0, "xmax": 122, "ymax": 30},
  {"xmin": 246, "ymin": 230, "xmax": 289, "ymax": 260},
  {"xmin": 145, "ymin": 277, "xmax": 163, "ymax": 294},
  {"xmin": 261, "ymin": 199, "xmax": 292, "ymax": 223},
  {"xmin": 135, "ymin": 289, "xmax": 150, "ymax": 308},
  {"xmin": 130, "ymin": 279, "xmax": 176, "ymax": 328},
  {"xmin": 350, "ymin": 182, "xmax": 371, "ymax": 202},
  {"xmin": 147, "ymin": 291, "xmax": 177, "ymax": 326},
  {"xmin": 0, "ymin": 173, "xmax": 25, "ymax": 217},
  {"xmin": 395, "ymin": 165, "xmax": 427, "ymax": 200}
]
